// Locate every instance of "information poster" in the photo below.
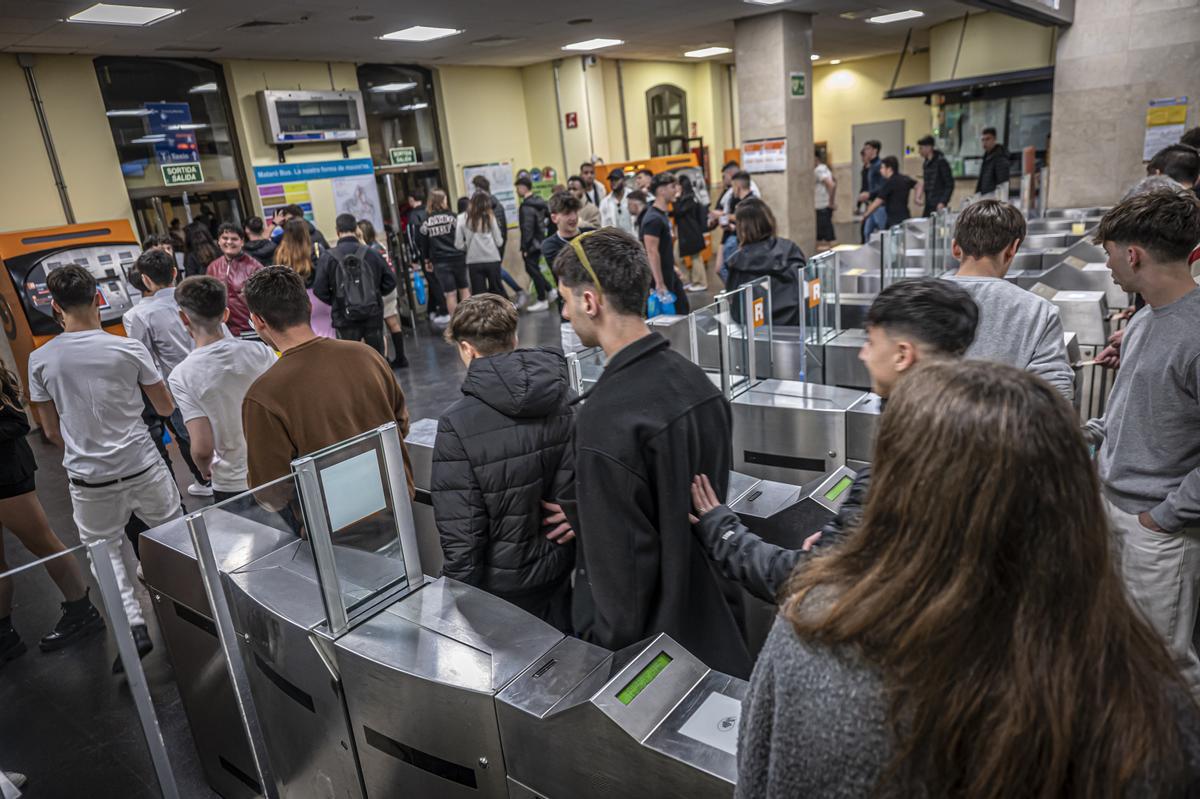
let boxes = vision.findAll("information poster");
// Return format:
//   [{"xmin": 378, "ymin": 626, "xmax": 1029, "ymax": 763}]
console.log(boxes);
[
  {"xmin": 332, "ymin": 173, "xmax": 385, "ymax": 236},
  {"xmin": 742, "ymin": 138, "xmax": 787, "ymax": 174},
  {"xmin": 253, "ymin": 158, "xmax": 376, "ymax": 225},
  {"xmin": 258, "ymin": 182, "xmax": 313, "ymax": 222},
  {"xmin": 144, "ymin": 102, "xmax": 198, "ymax": 166},
  {"xmin": 463, "ymin": 161, "xmax": 518, "ymax": 228},
  {"xmin": 1144, "ymin": 96, "xmax": 1189, "ymax": 160}
]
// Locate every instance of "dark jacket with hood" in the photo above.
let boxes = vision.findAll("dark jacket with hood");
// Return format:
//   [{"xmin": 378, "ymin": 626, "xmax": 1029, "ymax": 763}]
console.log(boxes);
[
  {"xmin": 976, "ymin": 144, "xmax": 1012, "ymax": 194},
  {"xmin": 692, "ymin": 466, "xmax": 871, "ymax": 604},
  {"xmin": 518, "ymin": 194, "xmax": 550, "ymax": 256},
  {"xmin": 432, "ymin": 348, "xmax": 576, "ymax": 600},
  {"xmin": 724, "ymin": 237, "xmax": 806, "ymax": 326},
  {"xmin": 312, "ymin": 235, "xmax": 396, "ymax": 327},
  {"xmin": 673, "ymin": 193, "xmax": 708, "ymax": 257},
  {"xmin": 922, "ymin": 149, "xmax": 955, "ymax": 213},
  {"xmin": 243, "ymin": 237, "xmax": 278, "ymax": 266},
  {"xmin": 488, "ymin": 194, "xmax": 509, "ymax": 257},
  {"xmin": 562, "ymin": 333, "xmax": 753, "ymax": 679}
]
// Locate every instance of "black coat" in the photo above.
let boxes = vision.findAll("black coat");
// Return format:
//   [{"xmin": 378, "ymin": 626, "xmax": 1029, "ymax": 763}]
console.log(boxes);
[
  {"xmin": 312, "ymin": 235, "xmax": 397, "ymax": 327},
  {"xmin": 432, "ymin": 348, "xmax": 576, "ymax": 600},
  {"xmin": 0, "ymin": 401, "xmax": 35, "ymax": 487},
  {"xmin": 692, "ymin": 466, "xmax": 871, "ymax": 604},
  {"xmin": 519, "ymin": 194, "xmax": 550, "ymax": 256},
  {"xmin": 673, "ymin": 193, "xmax": 708, "ymax": 257},
  {"xmin": 563, "ymin": 333, "xmax": 753, "ymax": 679},
  {"xmin": 922, "ymin": 150, "xmax": 954, "ymax": 213},
  {"xmin": 489, "ymin": 195, "xmax": 509, "ymax": 257},
  {"xmin": 724, "ymin": 237, "xmax": 806, "ymax": 326},
  {"xmin": 243, "ymin": 238, "xmax": 278, "ymax": 266},
  {"xmin": 976, "ymin": 144, "xmax": 1012, "ymax": 194}
]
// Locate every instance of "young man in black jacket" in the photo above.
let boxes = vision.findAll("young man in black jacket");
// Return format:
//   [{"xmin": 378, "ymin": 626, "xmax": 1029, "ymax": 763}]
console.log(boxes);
[
  {"xmin": 916, "ymin": 134, "xmax": 954, "ymax": 215},
  {"xmin": 689, "ymin": 277, "xmax": 979, "ymax": 604},
  {"xmin": 976, "ymin": 127, "xmax": 1011, "ymax": 196},
  {"xmin": 553, "ymin": 228, "xmax": 752, "ymax": 678},
  {"xmin": 313, "ymin": 213, "xmax": 396, "ymax": 356},
  {"xmin": 432, "ymin": 294, "xmax": 575, "ymax": 631},
  {"xmin": 515, "ymin": 177, "xmax": 554, "ymax": 311}
]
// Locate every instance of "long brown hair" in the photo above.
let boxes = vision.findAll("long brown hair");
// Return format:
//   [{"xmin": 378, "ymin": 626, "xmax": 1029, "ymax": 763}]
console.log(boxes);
[
  {"xmin": 466, "ymin": 191, "xmax": 494, "ymax": 232},
  {"xmin": 0, "ymin": 364, "xmax": 22, "ymax": 412},
  {"xmin": 274, "ymin": 218, "xmax": 314, "ymax": 279},
  {"xmin": 428, "ymin": 189, "xmax": 449, "ymax": 213},
  {"xmin": 784, "ymin": 360, "xmax": 1192, "ymax": 797},
  {"xmin": 734, "ymin": 198, "xmax": 776, "ymax": 246}
]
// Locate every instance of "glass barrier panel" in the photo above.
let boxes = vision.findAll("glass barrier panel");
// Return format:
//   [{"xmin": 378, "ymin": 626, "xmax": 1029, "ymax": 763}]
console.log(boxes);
[
  {"xmin": 881, "ymin": 225, "xmax": 907, "ymax": 288},
  {"xmin": 568, "ymin": 347, "xmax": 608, "ymax": 396},
  {"xmin": 713, "ymin": 285, "xmax": 757, "ymax": 398},
  {"xmin": 0, "ymin": 544, "xmax": 178, "ymax": 796},
  {"xmin": 805, "ymin": 250, "xmax": 840, "ymax": 345}
]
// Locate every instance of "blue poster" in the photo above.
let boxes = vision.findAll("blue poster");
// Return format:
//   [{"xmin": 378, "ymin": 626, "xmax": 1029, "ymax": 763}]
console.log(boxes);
[
  {"xmin": 253, "ymin": 158, "xmax": 375, "ymax": 185},
  {"xmin": 145, "ymin": 102, "xmax": 198, "ymax": 165}
]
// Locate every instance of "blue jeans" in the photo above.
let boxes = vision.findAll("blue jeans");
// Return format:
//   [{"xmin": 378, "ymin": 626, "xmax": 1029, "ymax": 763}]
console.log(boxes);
[
  {"xmin": 500, "ymin": 268, "xmax": 522, "ymax": 294},
  {"xmin": 862, "ymin": 207, "xmax": 887, "ymax": 241}
]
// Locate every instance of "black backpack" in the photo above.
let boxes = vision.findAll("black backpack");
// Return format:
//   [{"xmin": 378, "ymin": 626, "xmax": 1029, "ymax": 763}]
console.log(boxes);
[{"xmin": 331, "ymin": 245, "xmax": 382, "ymax": 323}]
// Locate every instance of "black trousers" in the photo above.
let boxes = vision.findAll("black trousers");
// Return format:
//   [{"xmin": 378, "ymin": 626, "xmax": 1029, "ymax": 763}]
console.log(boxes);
[
  {"xmin": 468, "ymin": 261, "xmax": 504, "ymax": 296},
  {"xmin": 336, "ymin": 320, "xmax": 386, "ymax": 357},
  {"xmin": 522, "ymin": 249, "xmax": 553, "ymax": 300}
]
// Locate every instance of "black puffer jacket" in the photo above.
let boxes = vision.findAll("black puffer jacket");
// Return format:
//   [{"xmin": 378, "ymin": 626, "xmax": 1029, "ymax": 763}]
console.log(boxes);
[
  {"xmin": 725, "ymin": 237, "xmax": 806, "ymax": 326},
  {"xmin": 432, "ymin": 348, "xmax": 575, "ymax": 599}
]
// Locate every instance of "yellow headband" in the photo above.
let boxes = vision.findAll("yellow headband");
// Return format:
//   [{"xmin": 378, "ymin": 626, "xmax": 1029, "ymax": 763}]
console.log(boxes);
[{"xmin": 568, "ymin": 230, "xmax": 603, "ymax": 299}]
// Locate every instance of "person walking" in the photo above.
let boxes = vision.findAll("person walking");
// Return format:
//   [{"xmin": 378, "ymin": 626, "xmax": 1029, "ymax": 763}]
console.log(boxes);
[
  {"xmin": 515, "ymin": 177, "xmax": 554, "ymax": 312},
  {"xmin": 274, "ymin": 218, "xmax": 335, "ymax": 339},
  {"xmin": 673, "ymin": 175, "xmax": 709, "ymax": 290},
  {"xmin": 420, "ymin": 190, "xmax": 471, "ymax": 316},
  {"xmin": 455, "ymin": 192, "xmax": 506, "ymax": 296},
  {"xmin": 357, "ymin": 219, "xmax": 407, "ymax": 368},
  {"xmin": 814, "ymin": 149, "xmax": 838, "ymax": 251},
  {"xmin": 312, "ymin": 214, "xmax": 396, "ymax": 357},
  {"xmin": 976, "ymin": 126, "xmax": 1011, "ymax": 196},
  {"xmin": 863, "ymin": 156, "xmax": 917, "ymax": 231},
  {"xmin": 916, "ymin": 134, "xmax": 954, "ymax": 215},
  {"xmin": 723, "ymin": 199, "xmax": 805, "ymax": 326}
]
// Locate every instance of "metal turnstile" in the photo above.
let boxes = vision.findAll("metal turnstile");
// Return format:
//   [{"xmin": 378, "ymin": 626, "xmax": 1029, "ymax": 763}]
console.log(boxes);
[{"xmin": 404, "ymin": 416, "xmax": 444, "ymax": 577}]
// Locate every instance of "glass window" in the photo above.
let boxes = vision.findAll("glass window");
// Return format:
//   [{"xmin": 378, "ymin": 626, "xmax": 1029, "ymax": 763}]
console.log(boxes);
[
  {"xmin": 647, "ymin": 84, "xmax": 689, "ymax": 158},
  {"xmin": 94, "ymin": 57, "xmax": 242, "ymax": 194},
  {"xmin": 932, "ymin": 92, "xmax": 1051, "ymax": 178},
  {"xmin": 358, "ymin": 64, "xmax": 442, "ymax": 167}
]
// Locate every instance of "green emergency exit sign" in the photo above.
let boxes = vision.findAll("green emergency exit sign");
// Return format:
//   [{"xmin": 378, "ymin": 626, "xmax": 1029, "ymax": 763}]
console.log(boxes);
[
  {"xmin": 389, "ymin": 146, "xmax": 418, "ymax": 166},
  {"xmin": 161, "ymin": 163, "xmax": 204, "ymax": 186},
  {"xmin": 790, "ymin": 72, "xmax": 806, "ymax": 99}
]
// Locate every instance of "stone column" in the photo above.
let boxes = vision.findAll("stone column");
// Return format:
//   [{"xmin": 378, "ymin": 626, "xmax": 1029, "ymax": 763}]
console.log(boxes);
[
  {"xmin": 735, "ymin": 11, "xmax": 815, "ymax": 249},
  {"xmin": 1048, "ymin": 1, "xmax": 1200, "ymax": 208}
]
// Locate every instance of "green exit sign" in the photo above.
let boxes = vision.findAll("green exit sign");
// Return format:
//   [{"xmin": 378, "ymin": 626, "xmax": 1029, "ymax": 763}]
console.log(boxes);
[
  {"xmin": 161, "ymin": 163, "xmax": 204, "ymax": 186},
  {"xmin": 790, "ymin": 72, "xmax": 806, "ymax": 99},
  {"xmin": 389, "ymin": 146, "xmax": 418, "ymax": 166}
]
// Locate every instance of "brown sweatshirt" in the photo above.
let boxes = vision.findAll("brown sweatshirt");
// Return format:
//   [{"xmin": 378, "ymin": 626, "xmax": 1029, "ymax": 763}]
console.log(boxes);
[{"xmin": 242, "ymin": 336, "xmax": 413, "ymax": 492}]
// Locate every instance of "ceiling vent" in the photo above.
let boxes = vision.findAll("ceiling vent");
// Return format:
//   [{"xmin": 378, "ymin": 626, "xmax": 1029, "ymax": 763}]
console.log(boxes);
[
  {"xmin": 471, "ymin": 35, "xmax": 524, "ymax": 48},
  {"xmin": 231, "ymin": 19, "xmax": 292, "ymax": 30}
]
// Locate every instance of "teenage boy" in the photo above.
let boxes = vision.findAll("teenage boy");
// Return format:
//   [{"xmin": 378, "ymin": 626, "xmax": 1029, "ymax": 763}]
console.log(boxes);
[
  {"xmin": 124, "ymin": 249, "xmax": 212, "ymax": 496},
  {"xmin": 976, "ymin": 127, "xmax": 1011, "ymax": 196},
  {"xmin": 29, "ymin": 265, "xmax": 183, "ymax": 672},
  {"xmin": 634, "ymin": 168, "xmax": 653, "ymax": 193},
  {"xmin": 432, "ymin": 294, "xmax": 575, "ymax": 631},
  {"xmin": 915, "ymin": 134, "xmax": 954, "ymax": 215},
  {"xmin": 1085, "ymin": 186, "xmax": 1200, "ymax": 693},
  {"xmin": 689, "ymin": 277, "xmax": 979, "ymax": 603},
  {"xmin": 641, "ymin": 172, "xmax": 690, "ymax": 314},
  {"xmin": 567, "ymin": 176, "xmax": 603, "ymax": 229},
  {"xmin": 857, "ymin": 140, "xmax": 886, "ymax": 240},
  {"xmin": 542, "ymin": 193, "xmax": 594, "ymax": 354},
  {"xmin": 241, "ymin": 267, "xmax": 413, "ymax": 490},
  {"xmin": 863, "ymin": 156, "xmax": 917, "ymax": 231},
  {"xmin": 946, "ymin": 200, "xmax": 1074, "ymax": 401},
  {"xmin": 515, "ymin": 177, "xmax": 554, "ymax": 312},
  {"xmin": 207, "ymin": 222, "xmax": 263, "ymax": 337},
  {"xmin": 169, "ymin": 276, "xmax": 276, "ymax": 503},
  {"xmin": 313, "ymin": 213, "xmax": 396, "ymax": 356},
  {"xmin": 626, "ymin": 190, "xmax": 649, "ymax": 239},
  {"xmin": 553, "ymin": 228, "xmax": 751, "ymax": 678},
  {"xmin": 600, "ymin": 167, "xmax": 633, "ymax": 235}
]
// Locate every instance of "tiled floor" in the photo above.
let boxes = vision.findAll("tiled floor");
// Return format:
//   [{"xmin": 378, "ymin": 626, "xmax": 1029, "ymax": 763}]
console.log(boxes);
[{"xmin": 0, "ymin": 306, "xmax": 567, "ymax": 798}]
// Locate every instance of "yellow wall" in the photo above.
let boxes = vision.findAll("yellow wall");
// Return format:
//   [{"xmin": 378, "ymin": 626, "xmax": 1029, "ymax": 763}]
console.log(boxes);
[
  {"xmin": 222, "ymin": 60, "xmax": 372, "ymax": 235},
  {"xmin": 521, "ymin": 62, "xmax": 564, "ymax": 179},
  {"xmin": 0, "ymin": 54, "xmax": 132, "ymax": 234},
  {"xmin": 812, "ymin": 51, "xmax": 932, "ymax": 166},
  {"xmin": 929, "ymin": 12, "xmax": 1055, "ymax": 82}
]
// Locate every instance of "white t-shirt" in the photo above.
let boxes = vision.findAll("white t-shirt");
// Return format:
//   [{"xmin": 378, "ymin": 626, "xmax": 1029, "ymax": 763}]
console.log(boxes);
[
  {"xmin": 814, "ymin": 164, "xmax": 834, "ymax": 210},
  {"xmin": 168, "ymin": 337, "xmax": 276, "ymax": 492},
  {"xmin": 28, "ymin": 329, "xmax": 162, "ymax": 480}
]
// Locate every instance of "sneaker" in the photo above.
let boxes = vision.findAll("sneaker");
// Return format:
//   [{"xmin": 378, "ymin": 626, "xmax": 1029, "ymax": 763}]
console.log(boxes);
[
  {"xmin": 431, "ymin": 314, "xmax": 451, "ymax": 326},
  {"xmin": 187, "ymin": 481, "xmax": 213, "ymax": 498},
  {"xmin": 547, "ymin": 288, "xmax": 558, "ymax": 303},
  {"xmin": 515, "ymin": 291, "xmax": 531, "ymax": 311},
  {"xmin": 391, "ymin": 356, "xmax": 410, "ymax": 369},
  {"xmin": 0, "ymin": 626, "xmax": 26, "ymax": 667},
  {"xmin": 39, "ymin": 592, "xmax": 105, "ymax": 652},
  {"xmin": 112, "ymin": 623, "xmax": 154, "ymax": 675},
  {"xmin": 3, "ymin": 773, "xmax": 27, "ymax": 790},
  {"xmin": 526, "ymin": 300, "xmax": 549, "ymax": 312}
]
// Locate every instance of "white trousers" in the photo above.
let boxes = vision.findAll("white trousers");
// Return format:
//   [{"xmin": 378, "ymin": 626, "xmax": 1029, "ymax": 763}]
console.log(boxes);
[{"xmin": 68, "ymin": 461, "xmax": 182, "ymax": 626}]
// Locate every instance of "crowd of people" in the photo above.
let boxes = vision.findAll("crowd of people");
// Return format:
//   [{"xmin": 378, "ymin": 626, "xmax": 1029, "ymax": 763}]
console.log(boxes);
[{"xmin": 2, "ymin": 125, "xmax": 1200, "ymax": 797}]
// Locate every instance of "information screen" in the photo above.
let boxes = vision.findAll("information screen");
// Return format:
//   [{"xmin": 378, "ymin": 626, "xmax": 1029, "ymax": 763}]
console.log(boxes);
[
  {"xmin": 617, "ymin": 652, "xmax": 673, "ymax": 706},
  {"xmin": 824, "ymin": 475, "xmax": 854, "ymax": 502}
]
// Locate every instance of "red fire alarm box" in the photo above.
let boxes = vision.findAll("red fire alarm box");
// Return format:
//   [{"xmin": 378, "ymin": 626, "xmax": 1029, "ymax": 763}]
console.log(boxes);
[{"xmin": 565, "ymin": 112, "xmax": 578, "ymax": 129}]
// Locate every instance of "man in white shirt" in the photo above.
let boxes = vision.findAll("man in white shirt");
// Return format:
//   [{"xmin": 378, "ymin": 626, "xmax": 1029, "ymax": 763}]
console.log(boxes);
[
  {"xmin": 579, "ymin": 161, "xmax": 608, "ymax": 208},
  {"xmin": 600, "ymin": 167, "xmax": 634, "ymax": 234},
  {"xmin": 123, "ymin": 249, "xmax": 212, "ymax": 498},
  {"xmin": 169, "ymin": 276, "xmax": 276, "ymax": 503},
  {"xmin": 29, "ymin": 265, "xmax": 182, "ymax": 674},
  {"xmin": 814, "ymin": 151, "xmax": 838, "ymax": 251}
]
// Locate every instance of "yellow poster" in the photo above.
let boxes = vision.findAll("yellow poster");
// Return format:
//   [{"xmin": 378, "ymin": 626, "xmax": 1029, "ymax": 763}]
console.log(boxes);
[{"xmin": 1144, "ymin": 96, "xmax": 1189, "ymax": 160}]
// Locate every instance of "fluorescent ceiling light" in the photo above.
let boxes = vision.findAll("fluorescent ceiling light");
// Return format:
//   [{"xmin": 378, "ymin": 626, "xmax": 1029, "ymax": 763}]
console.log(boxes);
[
  {"xmin": 131, "ymin": 134, "xmax": 167, "ymax": 143},
  {"xmin": 867, "ymin": 9, "xmax": 925, "ymax": 23},
  {"xmin": 369, "ymin": 82, "xmax": 417, "ymax": 93},
  {"xmin": 744, "ymin": 0, "xmax": 788, "ymax": 5},
  {"xmin": 67, "ymin": 3, "xmax": 180, "ymax": 26},
  {"xmin": 106, "ymin": 108, "xmax": 152, "ymax": 117},
  {"xmin": 562, "ymin": 38, "xmax": 623, "ymax": 51},
  {"xmin": 685, "ymin": 46, "xmax": 732, "ymax": 58},
  {"xmin": 810, "ymin": 53, "xmax": 820, "ymax": 61},
  {"xmin": 188, "ymin": 82, "xmax": 217, "ymax": 94},
  {"xmin": 167, "ymin": 123, "xmax": 208, "ymax": 130},
  {"xmin": 399, "ymin": 102, "xmax": 429, "ymax": 111},
  {"xmin": 830, "ymin": 59, "xmax": 842, "ymax": 65},
  {"xmin": 380, "ymin": 25, "xmax": 462, "ymax": 42}
]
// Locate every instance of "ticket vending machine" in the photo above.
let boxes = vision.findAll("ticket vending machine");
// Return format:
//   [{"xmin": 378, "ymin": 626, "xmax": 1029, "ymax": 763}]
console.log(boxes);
[{"xmin": 0, "ymin": 220, "xmax": 141, "ymax": 389}]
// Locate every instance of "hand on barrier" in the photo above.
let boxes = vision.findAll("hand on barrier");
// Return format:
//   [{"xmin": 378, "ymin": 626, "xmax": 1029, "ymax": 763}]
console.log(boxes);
[{"xmin": 689, "ymin": 474, "xmax": 722, "ymax": 524}]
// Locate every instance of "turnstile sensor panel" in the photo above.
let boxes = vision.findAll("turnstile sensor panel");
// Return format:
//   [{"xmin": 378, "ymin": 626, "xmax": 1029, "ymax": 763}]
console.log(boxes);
[{"xmin": 617, "ymin": 652, "xmax": 673, "ymax": 705}]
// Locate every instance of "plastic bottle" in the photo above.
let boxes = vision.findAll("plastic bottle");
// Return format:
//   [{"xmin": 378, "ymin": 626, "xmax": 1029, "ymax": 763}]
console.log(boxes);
[{"xmin": 412, "ymin": 270, "xmax": 427, "ymax": 307}]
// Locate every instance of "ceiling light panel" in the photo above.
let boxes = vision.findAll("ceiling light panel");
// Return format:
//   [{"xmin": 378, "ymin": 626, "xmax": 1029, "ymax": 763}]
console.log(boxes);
[
  {"xmin": 867, "ymin": 9, "xmax": 925, "ymax": 23},
  {"xmin": 562, "ymin": 38, "xmax": 623, "ymax": 51},
  {"xmin": 67, "ymin": 3, "xmax": 181, "ymax": 26},
  {"xmin": 810, "ymin": 53, "xmax": 820, "ymax": 60},
  {"xmin": 744, "ymin": 0, "xmax": 789, "ymax": 5},
  {"xmin": 685, "ymin": 46, "xmax": 732, "ymax": 58},
  {"xmin": 369, "ymin": 82, "xmax": 417, "ymax": 93},
  {"xmin": 380, "ymin": 25, "xmax": 462, "ymax": 42}
]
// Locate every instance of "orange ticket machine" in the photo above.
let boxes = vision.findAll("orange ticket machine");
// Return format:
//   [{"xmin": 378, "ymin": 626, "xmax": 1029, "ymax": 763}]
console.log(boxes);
[{"xmin": 0, "ymin": 220, "xmax": 142, "ymax": 394}]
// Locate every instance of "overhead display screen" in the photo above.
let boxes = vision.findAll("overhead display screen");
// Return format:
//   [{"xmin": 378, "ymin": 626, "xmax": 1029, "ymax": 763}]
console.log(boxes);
[{"xmin": 617, "ymin": 652, "xmax": 673, "ymax": 706}]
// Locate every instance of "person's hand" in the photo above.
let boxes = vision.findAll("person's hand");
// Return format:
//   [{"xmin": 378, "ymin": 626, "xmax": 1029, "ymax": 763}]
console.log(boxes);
[
  {"xmin": 857, "ymin": 191, "xmax": 869, "ymax": 203},
  {"xmin": 1094, "ymin": 344, "xmax": 1121, "ymax": 370},
  {"xmin": 802, "ymin": 531, "xmax": 822, "ymax": 551},
  {"xmin": 655, "ymin": 280, "xmax": 668, "ymax": 296},
  {"xmin": 708, "ymin": 209, "xmax": 722, "ymax": 224},
  {"xmin": 936, "ymin": 203, "xmax": 946, "ymax": 212},
  {"xmin": 542, "ymin": 500, "xmax": 575, "ymax": 544},
  {"xmin": 1138, "ymin": 511, "xmax": 1168, "ymax": 533},
  {"xmin": 689, "ymin": 474, "xmax": 722, "ymax": 523},
  {"xmin": 1117, "ymin": 306, "xmax": 1136, "ymax": 322},
  {"xmin": 828, "ymin": 201, "xmax": 837, "ymax": 212}
]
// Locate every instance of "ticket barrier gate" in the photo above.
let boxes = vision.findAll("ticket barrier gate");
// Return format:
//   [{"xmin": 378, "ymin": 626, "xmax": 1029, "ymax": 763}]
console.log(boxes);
[{"xmin": 143, "ymin": 424, "xmax": 748, "ymax": 799}]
